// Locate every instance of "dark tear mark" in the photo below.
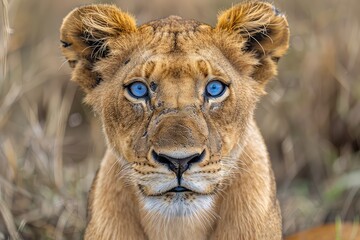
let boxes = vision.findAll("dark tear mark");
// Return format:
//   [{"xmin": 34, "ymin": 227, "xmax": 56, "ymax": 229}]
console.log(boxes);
[
  {"xmin": 156, "ymin": 101, "xmax": 164, "ymax": 108},
  {"xmin": 124, "ymin": 58, "xmax": 131, "ymax": 65},
  {"xmin": 150, "ymin": 81, "xmax": 158, "ymax": 91}
]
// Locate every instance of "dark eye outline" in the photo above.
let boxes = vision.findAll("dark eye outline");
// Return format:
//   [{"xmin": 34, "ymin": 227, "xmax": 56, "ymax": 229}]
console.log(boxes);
[
  {"xmin": 205, "ymin": 80, "xmax": 227, "ymax": 98},
  {"xmin": 126, "ymin": 81, "xmax": 149, "ymax": 99}
]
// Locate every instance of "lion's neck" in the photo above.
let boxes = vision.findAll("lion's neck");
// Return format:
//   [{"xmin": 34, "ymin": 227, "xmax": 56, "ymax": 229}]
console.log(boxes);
[{"xmin": 140, "ymin": 212, "xmax": 216, "ymax": 240}]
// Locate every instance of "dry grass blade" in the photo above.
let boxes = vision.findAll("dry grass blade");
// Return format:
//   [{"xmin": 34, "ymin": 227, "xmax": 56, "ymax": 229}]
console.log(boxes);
[
  {"xmin": 54, "ymin": 82, "xmax": 77, "ymax": 189},
  {"xmin": 0, "ymin": 196, "xmax": 21, "ymax": 240},
  {"xmin": 1, "ymin": 0, "xmax": 13, "ymax": 80}
]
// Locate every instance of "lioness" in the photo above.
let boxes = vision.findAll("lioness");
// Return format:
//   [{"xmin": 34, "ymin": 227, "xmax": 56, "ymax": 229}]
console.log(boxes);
[{"xmin": 60, "ymin": 1, "xmax": 289, "ymax": 239}]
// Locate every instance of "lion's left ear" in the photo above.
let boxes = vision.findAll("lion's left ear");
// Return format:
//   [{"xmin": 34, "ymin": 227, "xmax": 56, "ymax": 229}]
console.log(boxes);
[
  {"xmin": 60, "ymin": 4, "xmax": 137, "ymax": 91},
  {"xmin": 216, "ymin": 1, "xmax": 289, "ymax": 84}
]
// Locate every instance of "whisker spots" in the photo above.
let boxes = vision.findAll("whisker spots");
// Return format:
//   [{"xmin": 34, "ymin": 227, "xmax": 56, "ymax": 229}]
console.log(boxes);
[{"xmin": 192, "ymin": 168, "xmax": 221, "ymax": 174}]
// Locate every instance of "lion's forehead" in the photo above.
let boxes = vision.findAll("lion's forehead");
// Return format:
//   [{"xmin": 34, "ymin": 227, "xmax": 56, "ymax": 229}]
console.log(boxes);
[
  {"xmin": 134, "ymin": 16, "xmax": 213, "ymax": 55},
  {"xmin": 105, "ymin": 17, "xmax": 236, "ymax": 85},
  {"xmin": 126, "ymin": 55, "xmax": 226, "ymax": 87},
  {"xmin": 143, "ymin": 15, "xmax": 209, "ymax": 33}
]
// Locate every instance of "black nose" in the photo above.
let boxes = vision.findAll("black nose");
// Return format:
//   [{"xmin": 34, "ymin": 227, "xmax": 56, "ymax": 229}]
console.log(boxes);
[{"xmin": 152, "ymin": 151, "xmax": 205, "ymax": 183}]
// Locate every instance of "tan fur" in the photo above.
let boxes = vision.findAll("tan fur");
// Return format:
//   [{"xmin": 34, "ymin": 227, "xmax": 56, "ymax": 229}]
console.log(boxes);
[{"xmin": 60, "ymin": 1, "xmax": 289, "ymax": 239}]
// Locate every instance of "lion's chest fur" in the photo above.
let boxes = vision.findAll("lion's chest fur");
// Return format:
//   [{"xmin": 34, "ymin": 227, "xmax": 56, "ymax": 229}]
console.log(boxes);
[{"xmin": 141, "ymin": 216, "xmax": 213, "ymax": 240}]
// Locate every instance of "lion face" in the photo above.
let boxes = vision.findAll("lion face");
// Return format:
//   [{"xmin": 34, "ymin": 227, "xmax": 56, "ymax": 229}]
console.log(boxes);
[
  {"xmin": 98, "ymin": 53, "xmax": 258, "ymax": 216},
  {"xmin": 95, "ymin": 47, "xmax": 258, "ymax": 216},
  {"xmin": 60, "ymin": 2, "xmax": 289, "ymax": 217}
]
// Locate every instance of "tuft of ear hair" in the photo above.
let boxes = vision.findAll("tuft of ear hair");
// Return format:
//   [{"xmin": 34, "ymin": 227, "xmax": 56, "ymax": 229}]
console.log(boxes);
[
  {"xmin": 216, "ymin": 1, "xmax": 289, "ymax": 86},
  {"xmin": 216, "ymin": 1, "xmax": 289, "ymax": 59},
  {"xmin": 60, "ymin": 4, "xmax": 137, "ymax": 91}
]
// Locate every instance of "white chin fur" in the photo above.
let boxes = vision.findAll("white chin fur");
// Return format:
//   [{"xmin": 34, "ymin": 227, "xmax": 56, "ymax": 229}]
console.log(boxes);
[{"xmin": 142, "ymin": 193, "xmax": 214, "ymax": 217}]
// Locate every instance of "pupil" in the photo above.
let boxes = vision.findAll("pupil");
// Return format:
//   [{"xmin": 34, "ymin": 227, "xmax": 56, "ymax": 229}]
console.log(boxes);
[
  {"xmin": 130, "ymin": 82, "xmax": 147, "ymax": 97},
  {"xmin": 210, "ymin": 84, "xmax": 220, "ymax": 94},
  {"xmin": 207, "ymin": 81, "xmax": 224, "ymax": 97}
]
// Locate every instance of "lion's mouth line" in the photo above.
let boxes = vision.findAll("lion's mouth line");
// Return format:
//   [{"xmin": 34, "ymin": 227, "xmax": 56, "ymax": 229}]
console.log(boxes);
[
  {"xmin": 139, "ymin": 184, "xmax": 216, "ymax": 197},
  {"xmin": 138, "ymin": 184, "xmax": 212, "ymax": 197},
  {"xmin": 168, "ymin": 186, "xmax": 191, "ymax": 193},
  {"xmin": 144, "ymin": 186, "xmax": 196, "ymax": 197}
]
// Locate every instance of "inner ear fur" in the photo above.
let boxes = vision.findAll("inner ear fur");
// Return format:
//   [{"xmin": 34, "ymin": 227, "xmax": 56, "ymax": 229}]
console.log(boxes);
[
  {"xmin": 60, "ymin": 4, "xmax": 137, "ymax": 92},
  {"xmin": 216, "ymin": 1, "xmax": 289, "ymax": 85}
]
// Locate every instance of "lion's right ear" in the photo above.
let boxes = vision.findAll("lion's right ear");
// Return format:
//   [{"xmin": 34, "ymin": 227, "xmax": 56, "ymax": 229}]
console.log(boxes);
[
  {"xmin": 216, "ymin": 1, "xmax": 289, "ymax": 86},
  {"xmin": 60, "ymin": 4, "xmax": 137, "ymax": 92}
]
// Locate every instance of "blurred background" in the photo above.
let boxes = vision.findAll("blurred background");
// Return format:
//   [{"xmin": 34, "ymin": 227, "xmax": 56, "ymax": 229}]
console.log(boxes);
[{"xmin": 0, "ymin": 0, "xmax": 359, "ymax": 239}]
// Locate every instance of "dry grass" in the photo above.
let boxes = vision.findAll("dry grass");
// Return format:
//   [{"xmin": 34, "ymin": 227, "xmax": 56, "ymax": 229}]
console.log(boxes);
[{"xmin": 0, "ymin": 0, "xmax": 359, "ymax": 239}]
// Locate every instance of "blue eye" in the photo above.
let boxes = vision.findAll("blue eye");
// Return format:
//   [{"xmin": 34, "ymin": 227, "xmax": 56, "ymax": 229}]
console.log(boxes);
[
  {"xmin": 206, "ymin": 80, "xmax": 225, "ymax": 97},
  {"xmin": 128, "ymin": 82, "xmax": 148, "ymax": 98}
]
